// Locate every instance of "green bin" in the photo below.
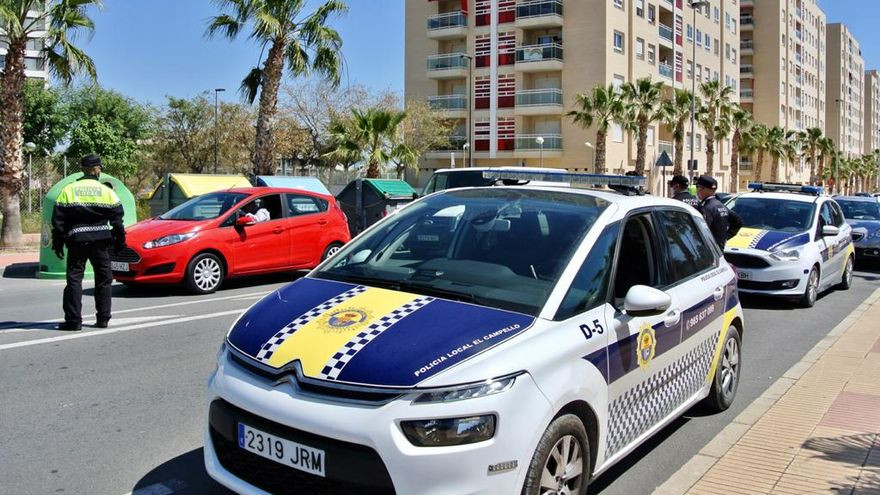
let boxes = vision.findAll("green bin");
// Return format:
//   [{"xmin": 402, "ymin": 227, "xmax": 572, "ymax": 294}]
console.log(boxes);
[{"xmin": 37, "ymin": 173, "xmax": 138, "ymax": 279}]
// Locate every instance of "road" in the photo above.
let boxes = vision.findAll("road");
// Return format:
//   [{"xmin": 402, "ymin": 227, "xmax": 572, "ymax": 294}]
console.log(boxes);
[{"xmin": 1, "ymin": 266, "xmax": 878, "ymax": 495}]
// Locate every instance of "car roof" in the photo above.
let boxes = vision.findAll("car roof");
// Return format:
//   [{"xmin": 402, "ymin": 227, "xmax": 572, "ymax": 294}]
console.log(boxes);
[
  {"xmin": 224, "ymin": 186, "xmax": 333, "ymax": 198},
  {"xmin": 835, "ymin": 195, "xmax": 878, "ymax": 203},
  {"xmin": 432, "ymin": 166, "xmax": 567, "ymax": 174},
  {"xmin": 452, "ymin": 185, "xmax": 697, "ymax": 211},
  {"xmin": 734, "ymin": 191, "xmax": 821, "ymax": 203}
]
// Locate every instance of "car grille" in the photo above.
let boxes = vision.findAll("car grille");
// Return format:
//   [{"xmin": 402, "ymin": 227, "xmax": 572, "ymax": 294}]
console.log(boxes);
[
  {"xmin": 724, "ymin": 253, "xmax": 771, "ymax": 269},
  {"xmin": 110, "ymin": 247, "xmax": 142, "ymax": 263},
  {"xmin": 738, "ymin": 279, "xmax": 799, "ymax": 291},
  {"xmin": 852, "ymin": 232, "xmax": 865, "ymax": 242},
  {"xmin": 209, "ymin": 400, "xmax": 396, "ymax": 495}
]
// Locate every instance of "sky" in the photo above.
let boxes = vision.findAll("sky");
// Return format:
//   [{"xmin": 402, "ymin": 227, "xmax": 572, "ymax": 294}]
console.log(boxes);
[{"xmin": 73, "ymin": 0, "xmax": 877, "ymax": 106}]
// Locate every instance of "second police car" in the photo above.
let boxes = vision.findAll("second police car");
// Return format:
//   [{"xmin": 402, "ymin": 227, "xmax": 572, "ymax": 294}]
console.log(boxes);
[
  {"xmin": 725, "ymin": 183, "xmax": 854, "ymax": 307},
  {"xmin": 205, "ymin": 171, "xmax": 745, "ymax": 495}
]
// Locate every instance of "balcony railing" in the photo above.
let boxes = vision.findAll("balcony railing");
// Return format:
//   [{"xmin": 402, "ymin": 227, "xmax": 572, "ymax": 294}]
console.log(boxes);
[
  {"xmin": 427, "ymin": 53, "xmax": 469, "ymax": 71},
  {"xmin": 741, "ymin": 40, "xmax": 754, "ymax": 50},
  {"xmin": 740, "ymin": 89, "xmax": 754, "ymax": 98},
  {"xmin": 427, "ymin": 11, "xmax": 468, "ymax": 30},
  {"xmin": 428, "ymin": 94, "xmax": 468, "ymax": 110},
  {"xmin": 740, "ymin": 17, "xmax": 754, "ymax": 26},
  {"xmin": 516, "ymin": 43, "xmax": 563, "ymax": 63},
  {"xmin": 516, "ymin": 134, "xmax": 563, "ymax": 150},
  {"xmin": 659, "ymin": 23, "xmax": 674, "ymax": 42},
  {"xmin": 434, "ymin": 136, "xmax": 469, "ymax": 152},
  {"xmin": 516, "ymin": 88, "xmax": 563, "ymax": 106},
  {"xmin": 740, "ymin": 65, "xmax": 754, "ymax": 74},
  {"xmin": 659, "ymin": 62, "xmax": 674, "ymax": 79},
  {"xmin": 516, "ymin": 0, "xmax": 563, "ymax": 19}
]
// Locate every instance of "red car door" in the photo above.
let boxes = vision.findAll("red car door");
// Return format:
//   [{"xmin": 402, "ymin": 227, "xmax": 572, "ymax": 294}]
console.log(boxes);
[
  {"xmin": 285, "ymin": 193, "xmax": 331, "ymax": 266},
  {"xmin": 229, "ymin": 194, "xmax": 291, "ymax": 273}
]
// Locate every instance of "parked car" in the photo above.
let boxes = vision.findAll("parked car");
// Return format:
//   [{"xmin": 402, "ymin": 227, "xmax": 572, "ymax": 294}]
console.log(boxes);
[
  {"xmin": 421, "ymin": 167, "xmax": 569, "ymax": 196},
  {"xmin": 206, "ymin": 171, "xmax": 745, "ymax": 495},
  {"xmin": 725, "ymin": 183, "xmax": 853, "ymax": 307},
  {"xmin": 112, "ymin": 187, "xmax": 350, "ymax": 294},
  {"xmin": 834, "ymin": 196, "xmax": 880, "ymax": 263}
]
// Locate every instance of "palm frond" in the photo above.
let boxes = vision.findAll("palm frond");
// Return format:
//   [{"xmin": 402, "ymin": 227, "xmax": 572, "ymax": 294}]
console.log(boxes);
[
  {"xmin": 239, "ymin": 67, "xmax": 263, "ymax": 104},
  {"xmin": 205, "ymin": 14, "xmax": 243, "ymax": 40}
]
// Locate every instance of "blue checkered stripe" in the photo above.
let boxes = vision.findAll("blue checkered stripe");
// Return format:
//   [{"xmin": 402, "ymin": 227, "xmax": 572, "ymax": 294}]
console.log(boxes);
[
  {"xmin": 605, "ymin": 332, "xmax": 719, "ymax": 456},
  {"xmin": 319, "ymin": 297, "xmax": 435, "ymax": 380},
  {"xmin": 255, "ymin": 285, "xmax": 369, "ymax": 363}
]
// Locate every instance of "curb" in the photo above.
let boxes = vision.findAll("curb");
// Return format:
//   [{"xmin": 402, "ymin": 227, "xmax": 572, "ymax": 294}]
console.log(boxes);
[{"xmin": 653, "ymin": 287, "xmax": 880, "ymax": 495}]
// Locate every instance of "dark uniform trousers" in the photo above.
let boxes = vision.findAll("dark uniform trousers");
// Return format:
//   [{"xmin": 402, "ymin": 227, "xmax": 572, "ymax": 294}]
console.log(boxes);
[{"xmin": 63, "ymin": 239, "xmax": 113, "ymax": 324}]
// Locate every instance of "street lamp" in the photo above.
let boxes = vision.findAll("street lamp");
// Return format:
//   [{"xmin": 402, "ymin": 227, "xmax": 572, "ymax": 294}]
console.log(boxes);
[
  {"xmin": 214, "ymin": 88, "xmax": 226, "ymax": 174},
  {"xmin": 585, "ymin": 141, "xmax": 595, "ymax": 171},
  {"xmin": 689, "ymin": 0, "xmax": 709, "ymax": 183},
  {"xmin": 536, "ymin": 136, "xmax": 545, "ymax": 168},
  {"xmin": 462, "ymin": 142, "xmax": 470, "ymax": 169},
  {"xmin": 23, "ymin": 142, "xmax": 36, "ymax": 214},
  {"xmin": 460, "ymin": 54, "xmax": 474, "ymax": 168}
]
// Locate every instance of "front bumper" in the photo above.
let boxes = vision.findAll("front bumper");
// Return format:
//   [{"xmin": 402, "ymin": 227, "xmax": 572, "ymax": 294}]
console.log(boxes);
[
  {"xmin": 110, "ymin": 245, "xmax": 185, "ymax": 284},
  {"xmin": 726, "ymin": 250, "xmax": 810, "ymax": 297},
  {"xmin": 205, "ymin": 349, "xmax": 551, "ymax": 495},
  {"xmin": 854, "ymin": 244, "xmax": 880, "ymax": 259}
]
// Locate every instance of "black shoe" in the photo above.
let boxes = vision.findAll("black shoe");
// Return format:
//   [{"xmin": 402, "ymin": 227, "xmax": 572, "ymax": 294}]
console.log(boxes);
[
  {"xmin": 56, "ymin": 321, "xmax": 82, "ymax": 331},
  {"xmin": 94, "ymin": 320, "xmax": 109, "ymax": 328}
]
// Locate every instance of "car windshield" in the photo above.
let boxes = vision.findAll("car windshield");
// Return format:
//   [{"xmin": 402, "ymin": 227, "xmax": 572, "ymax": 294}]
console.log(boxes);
[
  {"xmin": 728, "ymin": 197, "xmax": 816, "ymax": 232},
  {"xmin": 836, "ymin": 200, "xmax": 880, "ymax": 221},
  {"xmin": 422, "ymin": 171, "xmax": 496, "ymax": 195},
  {"xmin": 313, "ymin": 188, "xmax": 609, "ymax": 316},
  {"xmin": 159, "ymin": 192, "xmax": 249, "ymax": 221}
]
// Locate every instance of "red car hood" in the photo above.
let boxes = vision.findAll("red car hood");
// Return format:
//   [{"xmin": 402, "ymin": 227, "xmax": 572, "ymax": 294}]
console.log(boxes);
[{"xmin": 125, "ymin": 218, "xmax": 212, "ymax": 243}]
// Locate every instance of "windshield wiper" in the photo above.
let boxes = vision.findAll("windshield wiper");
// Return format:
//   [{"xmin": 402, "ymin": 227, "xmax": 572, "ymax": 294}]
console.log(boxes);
[{"xmin": 394, "ymin": 280, "xmax": 480, "ymax": 304}]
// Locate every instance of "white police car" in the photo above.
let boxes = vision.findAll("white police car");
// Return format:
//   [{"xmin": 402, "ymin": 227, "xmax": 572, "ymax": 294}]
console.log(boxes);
[
  {"xmin": 205, "ymin": 171, "xmax": 745, "ymax": 495},
  {"xmin": 421, "ymin": 166, "xmax": 568, "ymax": 196},
  {"xmin": 725, "ymin": 183, "xmax": 854, "ymax": 307}
]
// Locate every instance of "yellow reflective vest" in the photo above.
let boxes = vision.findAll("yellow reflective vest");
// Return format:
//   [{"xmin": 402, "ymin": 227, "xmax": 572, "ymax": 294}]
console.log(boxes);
[{"xmin": 52, "ymin": 177, "xmax": 125, "ymax": 247}]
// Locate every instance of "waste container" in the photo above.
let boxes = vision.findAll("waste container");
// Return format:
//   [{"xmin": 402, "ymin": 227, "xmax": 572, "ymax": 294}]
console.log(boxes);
[
  {"xmin": 335, "ymin": 179, "xmax": 418, "ymax": 236},
  {"xmin": 37, "ymin": 173, "xmax": 138, "ymax": 279},
  {"xmin": 148, "ymin": 173, "xmax": 251, "ymax": 217},
  {"xmin": 254, "ymin": 175, "xmax": 331, "ymax": 195}
]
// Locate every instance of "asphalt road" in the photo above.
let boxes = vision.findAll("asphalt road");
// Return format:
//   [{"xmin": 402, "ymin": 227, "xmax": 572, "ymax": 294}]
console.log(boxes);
[{"xmin": 1, "ymin": 264, "xmax": 878, "ymax": 495}]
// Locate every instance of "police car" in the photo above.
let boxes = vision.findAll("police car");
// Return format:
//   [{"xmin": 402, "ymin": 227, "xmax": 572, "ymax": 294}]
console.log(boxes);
[
  {"xmin": 725, "ymin": 183, "xmax": 854, "ymax": 307},
  {"xmin": 205, "ymin": 171, "xmax": 745, "ymax": 495}
]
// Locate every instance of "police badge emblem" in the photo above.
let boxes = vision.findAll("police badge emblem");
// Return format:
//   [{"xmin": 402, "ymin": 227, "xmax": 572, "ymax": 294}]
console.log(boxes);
[
  {"xmin": 326, "ymin": 309, "xmax": 369, "ymax": 330},
  {"xmin": 637, "ymin": 323, "xmax": 656, "ymax": 370}
]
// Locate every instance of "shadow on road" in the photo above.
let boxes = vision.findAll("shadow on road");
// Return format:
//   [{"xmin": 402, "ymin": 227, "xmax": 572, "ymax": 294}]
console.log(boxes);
[
  {"xmin": 1, "ymin": 262, "xmax": 38, "ymax": 279},
  {"xmin": 0, "ymin": 321, "xmax": 59, "ymax": 332},
  {"xmin": 133, "ymin": 448, "xmax": 234, "ymax": 495},
  {"xmin": 82, "ymin": 271, "xmax": 306, "ymax": 299}
]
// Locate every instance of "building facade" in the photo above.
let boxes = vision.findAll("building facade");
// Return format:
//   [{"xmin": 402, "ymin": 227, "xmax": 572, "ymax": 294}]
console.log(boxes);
[
  {"xmin": 826, "ymin": 23, "xmax": 864, "ymax": 160},
  {"xmin": 864, "ymin": 69, "xmax": 880, "ymax": 156},
  {"xmin": 0, "ymin": 9, "xmax": 50, "ymax": 82},
  {"xmin": 405, "ymin": 0, "xmax": 740, "ymax": 193}
]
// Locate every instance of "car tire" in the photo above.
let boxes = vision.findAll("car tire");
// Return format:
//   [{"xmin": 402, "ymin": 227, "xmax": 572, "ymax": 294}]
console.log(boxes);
[
  {"xmin": 799, "ymin": 266, "xmax": 819, "ymax": 308},
  {"xmin": 321, "ymin": 242, "xmax": 344, "ymax": 261},
  {"xmin": 837, "ymin": 255, "xmax": 854, "ymax": 290},
  {"xmin": 521, "ymin": 414, "xmax": 590, "ymax": 495},
  {"xmin": 703, "ymin": 325, "xmax": 741, "ymax": 412},
  {"xmin": 185, "ymin": 253, "xmax": 225, "ymax": 294}
]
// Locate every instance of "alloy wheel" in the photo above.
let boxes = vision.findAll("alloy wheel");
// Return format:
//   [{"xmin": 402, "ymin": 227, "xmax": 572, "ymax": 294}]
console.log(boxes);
[
  {"xmin": 194, "ymin": 257, "xmax": 222, "ymax": 291},
  {"xmin": 539, "ymin": 435, "xmax": 584, "ymax": 495},
  {"xmin": 720, "ymin": 336, "xmax": 740, "ymax": 399},
  {"xmin": 807, "ymin": 269, "xmax": 818, "ymax": 306}
]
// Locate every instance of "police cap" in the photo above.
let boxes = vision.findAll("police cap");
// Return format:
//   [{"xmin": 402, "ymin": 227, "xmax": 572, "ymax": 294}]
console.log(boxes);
[
  {"xmin": 695, "ymin": 175, "xmax": 718, "ymax": 189},
  {"xmin": 668, "ymin": 175, "xmax": 689, "ymax": 187},
  {"xmin": 80, "ymin": 154, "xmax": 102, "ymax": 169}
]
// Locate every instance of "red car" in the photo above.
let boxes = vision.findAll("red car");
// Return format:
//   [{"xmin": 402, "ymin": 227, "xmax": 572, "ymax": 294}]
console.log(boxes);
[{"xmin": 111, "ymin": 187, "xmax": 350, "ymax": 294}]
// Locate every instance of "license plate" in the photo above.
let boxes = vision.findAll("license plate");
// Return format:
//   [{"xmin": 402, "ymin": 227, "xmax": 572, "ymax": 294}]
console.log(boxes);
[
  {"xmin": 238, "ymin": 423, "xmax": 326, "ymax": 477},
  {"xmin": 737, "ymin": 271, "xmax": 751, "ymax": 280},
  {"xmin": 110, "ymin": 261, "xmax": 129, "ymax": 272}
]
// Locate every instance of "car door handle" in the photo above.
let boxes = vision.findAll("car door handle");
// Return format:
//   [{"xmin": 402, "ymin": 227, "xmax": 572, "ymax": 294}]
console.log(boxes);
[
  {"xmin": 713, "ymin": 286, "xmax": 725, "ymax": 301},
  {"xmin": 318, "ymin": 219, "xmax": 328, "ymax": 225},
  {"xmin": 273, "ymin": 228, "xmax": 284, "ymax": 234},
  {"xmin": 664, "ymin": 309, "xmax": 681, "ymax": 327}
]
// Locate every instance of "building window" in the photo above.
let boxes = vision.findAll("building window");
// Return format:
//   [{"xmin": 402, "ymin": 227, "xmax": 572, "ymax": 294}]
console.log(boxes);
[
  {"xmin": 704, "ymin": 33, "xmax": 711, "ymax": 51},
  {"xmin": 647, "ymin": 126, "xmax": 655, "ymax": 146},
  {"xmin": 696, "ymin": 134, "xmax": 702, "ymax": 151},
  {"xmin": 613, "ymin": 0, "xmax": 623, "ymax": 10},
  {"xmin": 714, "ymin": 6, "xmax": 720, "ymax": 23},
  {"xmin": 613, "ymin": 31, "xmax": 624, "ymax": 53},
  {"xmin": 687, "ymin": 24, "xmax": 693, "ymax": 42},
  {"xmin": 696, "ymin": 29, "xmax": 702, "ymax": 47},
  {"xmin": 696, "ymin": 64, "xmax": 702, "ymax": 81},
  {"xmin": 714, "ymin": 38, "xmax": 719, "ymax": 55},
  {"xmin": 636, "ymin": 38, "xmax": 645, "ymax": 60},
  {"xmin": 647, "ymin": 44, "xmax": 656, "ymax": 65},
  {"xmin": 613, "ymin": 124, "xmax": 624, "ymax": 143},
  {"xmin": 648, "ymin": 4, "xmax": 656, "ymax": 24},
  {"xmin": 613, "ymin": 74, "xmax": 625, "ymax": 90},
  {"xmin": 636, "ymin": 0, "xmax": 644, "ymax": 17},
  {"xmin": 687, "ymin": 60, "xmax": 693, "ymax": 79}
]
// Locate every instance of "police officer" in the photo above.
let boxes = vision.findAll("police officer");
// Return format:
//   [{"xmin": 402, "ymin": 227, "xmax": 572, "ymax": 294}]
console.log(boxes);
[
  {"xmin": 695, "ymin": 174, "xmax": 742, "ymax": 249},
  {"xmin": 668, "ymin": 175, "xmax": 699, "ymax": 207},
  {"xmin": 52, "ymin": 155, "xmax": 126, "ymax": 331}
]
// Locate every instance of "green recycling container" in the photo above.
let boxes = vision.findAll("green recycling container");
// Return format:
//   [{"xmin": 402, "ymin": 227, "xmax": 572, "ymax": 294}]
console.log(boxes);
[{"xmin": 37, "ymin": 173, "xmax": 138, "ymax": 279}]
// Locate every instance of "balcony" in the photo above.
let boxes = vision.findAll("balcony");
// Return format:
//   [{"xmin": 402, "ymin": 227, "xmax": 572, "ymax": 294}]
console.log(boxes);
[
  {"xmin": 740, "ymin": 65, "xmax": 754, "ymax": 78},
  {"xmin": 740, "ymin": 0, "xmax": 754, "ymax": 5},
  {"xmin": 659, "ymin": 62, "xmax": 674, "ymax": 79},
  {"xmin": 741, "ymin": 39, "xmax": 754, "ymax": 54},
  {"xmin": 740, "ymin": 89, "xmax": 754, "ymax": 101},
  {"xmin": 427, "ymin": 11, "xmax": 468, "ymax": 40},
  {"xmin": 515, "ymin": 88, "xmax": 563, "ymax": 115},
  {"xmin": 515, "ymin": 0, "xmax": 563, "ymax": 29},
  {"xmin": 515, "ymin": 134, "xmax": 563, "ymax": 156},
  {"xmin": 515, "ymin": 43, "xmax": 563, "ymax": 72},
  {"xmin": 427, "ymin": 53, "xmax": 469, "ymax": 79},
  {"xmin": 428, "ymin": 94, "xmax": 468, "ymax": 118},
  {"xmin": 659, "ymin": 0, "xmax": 674, "ymax": 12},
  {"xmin": 740, "ymin": 17, "xmax": 754, "ymax": 30},
  {"xmin": 426, "ymin": 135, "xmax": 468, "ymax": 159},
  {"xmin": 659, "ymin": 23, "xmax": 674, "ymax": 46}
]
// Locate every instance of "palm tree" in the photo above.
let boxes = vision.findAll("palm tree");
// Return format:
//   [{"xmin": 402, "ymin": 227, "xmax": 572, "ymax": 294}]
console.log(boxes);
[
  {"xmin": 696, "ymin": 80, "xmax": 734, "ymax": 176},
  {"xmin": 621, "ymin": 78, "xmax": 665, "ymax": 175},
  {"xmin": 798, "ymin": 127, "xmax": 824, "ymax": 185},
  {"xmin": 743, "ymin": 122, "xmax": 769, "ymax": 182},
  {"xmin": 327, "ymin": 107, "xmax": 406, "ymax": 178},
  {"xmin": 207, "ymin": 0, "xmax": 348, "ymax": 176},
  {"xmin": 817, "ymin": 137, "xmax": 836, "ymax": 190},
  {"xmin": 0, "ymin": 0, "xmax": 101, "ymax": 247},
  {"xmin": 568, "ymin": 84, "xmax": 625, "ymax": 174},
  {"xmin": 660, "ymin": 89, "xmax": 695, "ymax": 176},
  {"xmin": 764, "ymin": 126, "xmax": 790, "ymax": 183},
  {"xmin": 728, "ymin": 109, "xmax": 752, "ymax": 192}
]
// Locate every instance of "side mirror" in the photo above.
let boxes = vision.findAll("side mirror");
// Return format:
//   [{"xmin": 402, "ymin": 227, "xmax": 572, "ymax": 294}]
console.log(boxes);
[
  {"xmin": 236, "ymin": 215, "xmax": 254, "ymax": 227},
  {"xmin": 624, "ymin": 285, "xmax": 672, "ymax": 317},
  {"xmin": 822, "ymin": 225, "xmax": 840, "ymax": 237}
]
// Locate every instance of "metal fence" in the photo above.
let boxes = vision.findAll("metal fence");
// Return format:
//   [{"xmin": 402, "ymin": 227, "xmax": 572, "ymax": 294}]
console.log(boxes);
[{"xmin": 20, "ymin": 155, "xmax": 63, "ymax": 216}]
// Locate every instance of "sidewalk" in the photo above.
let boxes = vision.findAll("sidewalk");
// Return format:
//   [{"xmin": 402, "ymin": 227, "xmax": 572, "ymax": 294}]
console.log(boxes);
[
  {"xmin": 657, "ymin": 288, "xmax": 880, "ymax": 495},
  {"xmin": 0, "ymin": 233, "xmax": 41, "ymax": 272}
]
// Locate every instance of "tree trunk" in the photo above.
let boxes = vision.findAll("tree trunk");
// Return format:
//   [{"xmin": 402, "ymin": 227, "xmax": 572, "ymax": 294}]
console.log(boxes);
[
  {"xmin": 635, "ymin": 118, "xmax": 648, "ymax": 175},
  {"xmin": 673, "ymin": 121, "xmax": 684, "ymax": 176},
  {"xmin": 771, "ymin": 157, "xmax": 780, "ymax": 183},
  {"xmin": 0, "ymin": 38, "xmax": 27, "ymax": 247},
  {"xmin": 705, "ymin": 127, "xmax": 716, "ymax": 176},
  {"xmin": 595, "ymin": 129, "xmax": 607, "ymax": 174},
  {"xmin": 755, "ymin": 150, "xmax": 765, "ymax": 182},
  {"xmin": 808, "ymin": 148, "xmax": 817, "ymax": 184},
  {"xmin": 730, "ymin": 131, "xmax": 740, "ymax": 192},
  {"xmin": 252, "ymin": 38, "xmax": 288, "ymax": 176}
]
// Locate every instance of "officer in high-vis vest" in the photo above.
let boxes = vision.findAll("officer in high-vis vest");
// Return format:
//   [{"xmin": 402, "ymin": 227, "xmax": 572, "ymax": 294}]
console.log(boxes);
[{"xmin": 51, "ymin": 155, "xmax": 126, "ymax": 331}]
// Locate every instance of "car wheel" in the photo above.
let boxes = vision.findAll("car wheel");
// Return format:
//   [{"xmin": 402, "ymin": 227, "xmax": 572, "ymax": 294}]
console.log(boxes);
[
  {"xmin": 799, "ymin": 266, "xmax": 819, "ymax": 308},
  {"xmin": 521, "ymin": 414, "xmax": 590, "ymax": 495},
  {"xmin": 703, "ymin": 325, "xmax": 741, "ymax": 412},
  {"xmin": 185, "ymin": 253, "xmax": 224, "ymax": 294},
  {"xmin": 322, "ymin": 242, "xmax": 344, "ymax": 261},
  {"xmin": 838, "ymin": 255, "xmax": 854, "ymax": 290}
]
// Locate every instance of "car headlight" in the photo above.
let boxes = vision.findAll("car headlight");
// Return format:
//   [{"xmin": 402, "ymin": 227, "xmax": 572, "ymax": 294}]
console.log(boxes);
[
  {"xmin": 769, "ymin": 248, "xmax": 800, "ymax": 261},
  {"xmin": 412, "ymin": 375, "xmax": 517, "ymax": 404},
  {"xmin": 400, "ymin": 415, "xmax": 496, "ymax": 447},
  {"xmin": 143, "ymin": 232, "xmax": 196, "ymax": 249}
]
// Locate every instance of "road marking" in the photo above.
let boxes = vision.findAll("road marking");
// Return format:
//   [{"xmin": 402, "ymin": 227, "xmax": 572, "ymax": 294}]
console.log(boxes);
[
  {"xmin": 0, "ymin": 315, "xmax": 185, "ymax": 334},
  {"xmin": 0, "ymin": 309, "xmax": 245, "ymax": 351},
  {"xmin": 123, "ymin": 478, "xmax": 188, "ymax": 495}
]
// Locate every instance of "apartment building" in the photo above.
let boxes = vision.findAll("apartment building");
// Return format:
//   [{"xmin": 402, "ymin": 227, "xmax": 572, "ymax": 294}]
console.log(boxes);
[
  {"xmin": 864, "ymin": 69, "xmax": 879, "ymax": 155},
  {"xmin": 737, "ymin": 0, "xmax": 825, "ymax": 185},
  {"xmin": 0, "ymin": 9, "xmax": 50, "ymax": 82},
  {"xmin": 826, "ymin": 23, "xmax": 864, "ymax": 159},
  {"xmin": 405, "ymin": 0, "xmax": 740, "ymax": 193}
]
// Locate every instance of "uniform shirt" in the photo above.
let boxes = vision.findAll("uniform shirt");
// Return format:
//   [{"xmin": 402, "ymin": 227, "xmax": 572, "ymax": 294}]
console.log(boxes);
[
  {"xmin": 246, "ymin": 208, "xmax": 271, "ymax": 223},
  {"xmin": 698, "ymin": 195, "xmax": 743, "ymax": 249},
  {"xmin": 52, "ymin": 177, "xmax": 125, "ymax": 246},
  {"xmin": 672, "ymin": 190, "xmax": 699, "ymax": 207}
]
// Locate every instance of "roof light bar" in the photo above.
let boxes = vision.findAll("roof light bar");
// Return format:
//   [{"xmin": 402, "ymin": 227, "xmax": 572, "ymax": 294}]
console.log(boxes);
[
  {"xmin": 748, "ymin": 182, "xmax": 824, "ymax": 196},
  {"xmin": 482, "ymin": 170, "xmax": 647, "ymax": 188}
]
